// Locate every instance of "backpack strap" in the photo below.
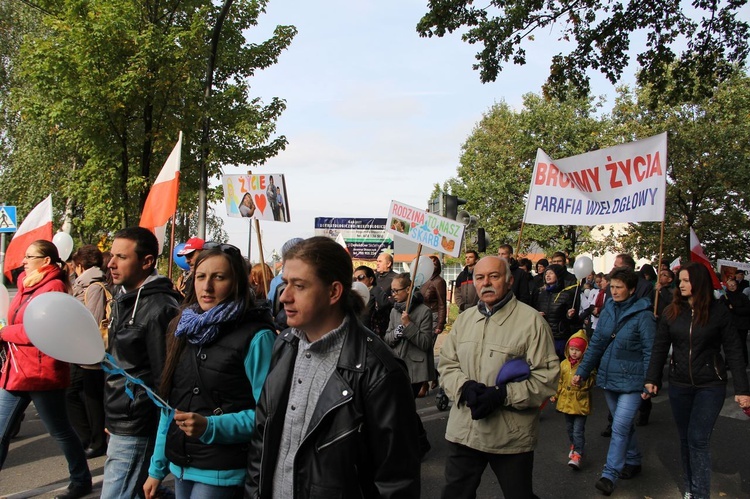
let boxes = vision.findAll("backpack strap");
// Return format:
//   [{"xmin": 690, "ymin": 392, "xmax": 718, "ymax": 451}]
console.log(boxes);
[{"xmin": 84, "ymin": 282, "xmax": 112, "ymax": 321}]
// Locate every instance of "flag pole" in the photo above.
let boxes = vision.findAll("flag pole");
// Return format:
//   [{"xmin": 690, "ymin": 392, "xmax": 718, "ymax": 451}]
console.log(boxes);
[
  {"xmin": 406, "ymin": 244, "xmax": 423, "ymax": 312},
  {"xmin": 254, "ymin": 218, "xmax": 268, "ymax": 295},
  {"xmin": 168, "ymin": 216, "xmax": 176, "ymax": 280},
  {"xmin": 654, "ymin": 220, "xmax": 665, "ymax": 315},
  {"xmin": 515, "ymin": 221, "xmax": 525, "ymax": 257}
]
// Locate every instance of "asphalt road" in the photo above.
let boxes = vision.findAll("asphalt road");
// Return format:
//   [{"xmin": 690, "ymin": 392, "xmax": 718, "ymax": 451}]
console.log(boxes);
[{"xmin": 1, "ymin": 368, "xmax": 748, "ymax": 498}]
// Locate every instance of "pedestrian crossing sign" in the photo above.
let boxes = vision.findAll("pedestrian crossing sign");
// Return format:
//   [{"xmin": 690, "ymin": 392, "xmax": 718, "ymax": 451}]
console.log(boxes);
[{"xmin": 0, "ymin": 206, "xmax": 17, "ymax": 233}]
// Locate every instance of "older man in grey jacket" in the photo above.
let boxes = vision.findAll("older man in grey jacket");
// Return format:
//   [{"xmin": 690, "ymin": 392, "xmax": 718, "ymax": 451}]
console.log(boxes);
[{"xmin": 439, "ymin": 256, "xmax": 559, "ymax": 499}]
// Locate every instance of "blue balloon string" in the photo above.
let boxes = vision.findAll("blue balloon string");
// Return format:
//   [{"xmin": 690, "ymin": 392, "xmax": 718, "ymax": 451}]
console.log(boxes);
[{"xmin": 101, "ymin": 353, "xmax": 175, "ymax": 433}]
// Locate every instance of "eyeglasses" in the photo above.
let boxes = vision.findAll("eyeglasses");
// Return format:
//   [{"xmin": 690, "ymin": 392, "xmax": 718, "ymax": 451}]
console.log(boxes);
[
  {"xmin": 24, "ymin": 255, "xmax": 45, "ymax": 260},
  {"xmin": 353, "ymin": 275, "xmax": 368, "ymax": 282},
  {"xmin": 391, "ymin": 286, "xmax": 407, "ymax": 293},
  {"xmin": 203, "ymin": 242, "xmax": 241, "ymax": 257}
]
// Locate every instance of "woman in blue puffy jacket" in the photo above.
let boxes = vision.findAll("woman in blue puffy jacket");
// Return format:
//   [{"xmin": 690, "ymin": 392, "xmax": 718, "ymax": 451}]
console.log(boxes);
[{"xmin": 573, "ymin": 267, "xmax": 655, "ymax": 496}]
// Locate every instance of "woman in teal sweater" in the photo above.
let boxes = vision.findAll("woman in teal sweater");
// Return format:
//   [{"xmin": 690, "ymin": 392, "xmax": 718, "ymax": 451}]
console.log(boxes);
[{"xmin": 144, "ymin": 243, "xmax": 276, "ymax": 498}]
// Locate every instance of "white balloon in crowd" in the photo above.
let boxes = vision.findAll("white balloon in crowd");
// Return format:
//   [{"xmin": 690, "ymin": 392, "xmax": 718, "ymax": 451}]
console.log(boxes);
[
  {"xmin": 351, "ymin": 281, "xmax": 370, "ymax": 309},
  {"xmin": 409, "ymin": 256, "xmax": 435, "ymax": 289},
  {"xmin": 24, "ymin": 292, "xmax": 105, "ymax": 365},
  {"xmin": 573, "ymin": 256, "xmax": 594, "ymax": 280},
  {"xmin": 52, "ymin": 232, "xmax": 75, "ymax": 261},
  {"xmin": 0, "ymin": 283, "xmax": 9, "ymax": 323}
]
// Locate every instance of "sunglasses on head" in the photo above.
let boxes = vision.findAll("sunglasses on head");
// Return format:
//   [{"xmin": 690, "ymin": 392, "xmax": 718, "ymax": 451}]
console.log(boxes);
[{"xmin": 203, "ymin": 242, "xmax": 241, "ymax": 257}]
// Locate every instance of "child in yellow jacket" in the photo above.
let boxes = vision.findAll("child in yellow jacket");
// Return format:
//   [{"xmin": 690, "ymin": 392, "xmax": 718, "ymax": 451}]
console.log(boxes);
[{"xmin": 550, "ymin": 330, "xmax": 595, "ymax": 470}]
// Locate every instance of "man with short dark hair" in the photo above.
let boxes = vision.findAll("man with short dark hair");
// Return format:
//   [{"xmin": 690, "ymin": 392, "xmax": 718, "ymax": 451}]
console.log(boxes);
[
  {"xmin": 455, "ymin": 250, "xmax": 480, "ymax": 312},
  {"xmin": 497, "ymin": 244, "xmax": 531, "ymax": 305},
  {"xmin": 371, "ymin": 251, "xmax": 398, "ymax": 337},
  {"xmin": 101, "ymin": 227, "xmax": 181, "ymax": 499},
  {"xmin": 440, "ymin": 256, "xmax": 558, "ymax": 498},
  {"xmin": 655, "ymin": 268, "xmax": 675, "ymax": 317},
  {"xmin": 736, "ymin": 270, "xmax": 749, "ymax": 292},
  {"xmin": 246, "ymin": 237, "xmax": 420, "ymax": 497}
]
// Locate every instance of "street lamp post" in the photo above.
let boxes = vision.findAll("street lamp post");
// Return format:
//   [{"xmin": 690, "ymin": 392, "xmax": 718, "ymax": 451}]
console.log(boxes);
[{"xmin": 197, "ymin": 0, "xmax": 235, "ymax": 238}]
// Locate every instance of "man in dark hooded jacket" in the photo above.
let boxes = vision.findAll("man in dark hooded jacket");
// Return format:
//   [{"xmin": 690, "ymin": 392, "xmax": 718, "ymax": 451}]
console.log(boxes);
[
  {"xmin": 497, "ymin": 244, "xmax": 531, "ymax": 305},
  {"xmin": 101, "ymin": 227, "xmax": 181, "ymax": 499}
]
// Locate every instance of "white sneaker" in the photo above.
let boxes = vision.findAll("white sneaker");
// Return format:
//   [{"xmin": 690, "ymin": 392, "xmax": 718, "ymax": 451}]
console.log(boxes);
[{"xmin": 568, "ymin": 452, "xmax": 581, "ymax": 470}]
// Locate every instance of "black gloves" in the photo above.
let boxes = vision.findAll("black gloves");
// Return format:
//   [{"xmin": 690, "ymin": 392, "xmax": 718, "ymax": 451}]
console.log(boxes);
[
  {"xmin": 458, "ymin": 380, "xmax": 486, "ymax": 408},
  {"xmin": 469, "ymin": 383, "xmax": 508, "ymax": 420},
  {"xmin": 458, "ymin": 380, "xmax": 508, "ymax": 419}
]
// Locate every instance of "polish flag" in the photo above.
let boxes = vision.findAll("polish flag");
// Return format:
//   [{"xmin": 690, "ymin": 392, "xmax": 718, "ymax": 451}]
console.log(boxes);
[
  {"xmin": 689, "ymin": 228, "xmax": 721, "ymax": 289},
  {"xmin": 139, "ymin": 132, "xmax": 182, "ymax": 250},
  {"xmin": 335, "ymin": 232, "xmax": 349, "ymax": 253},
  {"xmin": 3, "ymin": 195, "xmax": 53, "ymax": 281}
]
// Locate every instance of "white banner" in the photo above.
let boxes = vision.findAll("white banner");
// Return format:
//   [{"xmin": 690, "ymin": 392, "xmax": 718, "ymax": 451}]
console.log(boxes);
[
  {"xmin": 386, "ymin": 200, "xmax": 466, "ymax": 258},
  {"xmin": 523, "ymin": 133, "xmax": 667, "ymax": 225},
  {"xmin": 718, "ymin": 259, "xmax": 750, "ymax": 272},
  {"xmin": 222, "ymin": 174, "xmax": 290, "ymax": 222}
]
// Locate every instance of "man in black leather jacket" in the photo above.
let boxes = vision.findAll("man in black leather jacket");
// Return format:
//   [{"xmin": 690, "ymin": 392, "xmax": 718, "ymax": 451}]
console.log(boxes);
[
  {"xmin": 101, "ymin": 227, "xmax": 181, "ymax": 499},
  {"xmin": 245, "ymin": 237, "xmax": 420, "ymax": 499}
]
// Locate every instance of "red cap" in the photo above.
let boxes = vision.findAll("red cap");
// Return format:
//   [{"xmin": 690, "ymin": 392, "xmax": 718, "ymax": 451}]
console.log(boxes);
[
  {"xmin": 178, "ymin": 237, "xmax": 204, "ymax": 256},
  {"xmin": 568, "ymin": 337, "xmax": 587, "ymax": 353}
]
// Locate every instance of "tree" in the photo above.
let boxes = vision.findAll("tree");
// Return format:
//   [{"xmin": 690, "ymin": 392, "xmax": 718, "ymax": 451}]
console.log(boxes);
[
  {"xmin": 0, "ymin": 0, "xmax": 296, "ymax": 244},
  {"xmin": 417, "ymin": 0, "xmax": 749, "ymax": 102},
  {"xmin": 596, "ymin": 71, "xmax": 750, "ymax": 263},
  {"xmin": 449, "ymin": 92, "xmax": 614, "ymax": 256}
]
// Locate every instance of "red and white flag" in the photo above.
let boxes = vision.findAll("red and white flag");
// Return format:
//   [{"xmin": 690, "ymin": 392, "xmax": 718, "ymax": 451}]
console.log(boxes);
[
  {"xmin": 335, "ymin": 232, "xmax": 349, "ymax": 253},
  {"xmin": 3, "ymin": 195, "xmax": 53, "ymax": 281},
  {"xmin": 689, "ymin": 228, "xmax": 721, "ymax": 289},
  {"xmin": 139, "ymin": 132, "xmax": 182, "ymax": 250}
]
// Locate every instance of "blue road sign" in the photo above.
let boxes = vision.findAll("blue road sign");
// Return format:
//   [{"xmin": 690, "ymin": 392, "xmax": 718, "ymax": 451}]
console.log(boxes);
[{"xmin": 0, "ymin": 206, "xmax": 17, "ymax": 233}]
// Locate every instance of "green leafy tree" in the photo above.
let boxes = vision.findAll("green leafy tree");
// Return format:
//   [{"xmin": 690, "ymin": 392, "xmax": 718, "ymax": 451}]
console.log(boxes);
[
  {"xmin": 449, "ymin": 93, "xmax": 614, "ymax": 256},
  {"xmin": 0, "ymin": 0, "xmax": 295, "ymax": 244},
  {"xmin": 596, "ymin": 71, "xmax": 750, "ymax": 263},
  {"xmin": 417, "ymin": 0, "xmax": 749, "ymax": 102}
]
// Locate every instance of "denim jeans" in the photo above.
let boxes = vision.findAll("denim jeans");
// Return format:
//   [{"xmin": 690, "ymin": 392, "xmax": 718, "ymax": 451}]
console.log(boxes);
[
  {"xmin": 175, "ymin": 479, "xmax": 243, "ymax": 499},
  {"xmin": 564, "ymin": 414, "xmax": 587, "ymax": 455},
  {"xmin": 0, "ymin": 389, "xmax": 91, "ymax": 485},
  {"xmin": 668, "ymin": 383, "xmax": 726, "ymax": 499},
  {"xmin": 602, "ymin": 390, "xmax": 642, "ymax": 482},
  {"xmin": 101, "ymin": 433, "xmax": 155, "ymax": 499}
]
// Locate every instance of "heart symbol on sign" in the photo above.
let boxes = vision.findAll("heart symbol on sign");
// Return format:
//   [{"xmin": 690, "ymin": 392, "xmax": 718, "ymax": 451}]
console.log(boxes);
[
  {"xmin": 254, "ymin": 194, "xmax": 267, "ymax": 214},
  {"xmin": 410, "ymin": 222, "xmax": 417, "ymax": 228}
]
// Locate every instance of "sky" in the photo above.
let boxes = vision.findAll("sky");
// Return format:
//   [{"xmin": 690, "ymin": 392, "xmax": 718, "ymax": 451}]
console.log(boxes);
[{"xmin": 217, "ymin": 0, "xmax": 632, "ymax": 261}]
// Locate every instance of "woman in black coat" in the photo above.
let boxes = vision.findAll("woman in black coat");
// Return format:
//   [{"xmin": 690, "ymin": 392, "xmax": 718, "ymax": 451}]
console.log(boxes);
[
  {"xmin": 532, "ymin": 264, "xmax": 578, "ymax": 359},
  {"xmin": 645, "ymin": 263, "xmax": 750, "ymax": 499}
]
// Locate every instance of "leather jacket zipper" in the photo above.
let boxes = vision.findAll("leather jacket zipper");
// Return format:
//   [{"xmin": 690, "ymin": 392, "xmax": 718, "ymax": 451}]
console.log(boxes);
[
  {"xmin": 316, "ymin": 423, "xmax": 362, "ymax": 452},
  {"xmin": 303, "ymin": 396, "xmax": 352, "ymax": 444},
  {"xmin": 257, "ymin": 413, "xmax": 272, "ymax": 494}
]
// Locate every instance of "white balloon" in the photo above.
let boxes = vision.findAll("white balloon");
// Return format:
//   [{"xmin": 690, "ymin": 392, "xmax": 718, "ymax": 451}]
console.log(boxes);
[
  {"xmin": 573, "ymin": 256, "xmax": 594, "ymax": 280},
  {"xmin": 52, "ymin": 232, "xmax": 74, "ymax": 261},
  {"xmin": 409, "ymin": 256, "xmax": 435, "ymax": 289},
  {"xmin": 24, "ymin": 292, "xmax": 105, "ymax": 365},
  {"xmin": 351, "ymin": 281, "xmax": 370, "ymax": 308},
  {"xmin": 0, "ymin": 283, "xmax": 9, "ymax": 323}
]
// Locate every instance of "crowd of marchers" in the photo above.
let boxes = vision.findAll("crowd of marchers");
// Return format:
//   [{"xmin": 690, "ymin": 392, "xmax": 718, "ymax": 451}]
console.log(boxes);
[{"xmin": 0, "ymin": 231, "xmax": 748, "ymax": 499}]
